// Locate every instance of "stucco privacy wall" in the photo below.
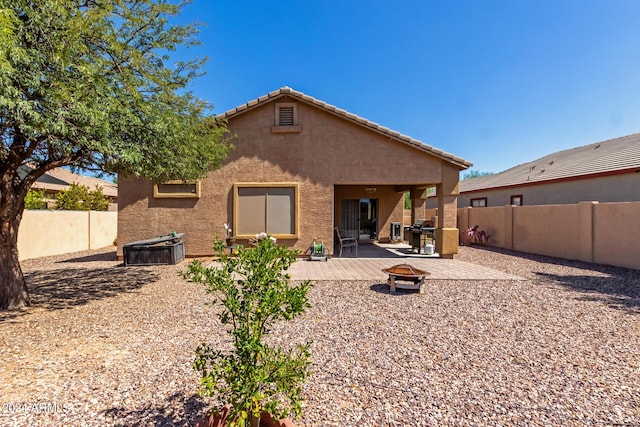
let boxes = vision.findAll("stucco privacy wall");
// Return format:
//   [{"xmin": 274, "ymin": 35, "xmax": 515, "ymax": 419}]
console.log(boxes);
[
  {"xmin": 458, "ymin": 201, "xmax": 640, "ymax": 270},
  {"xmin": 118, "ymin": 95, "xmax": 449, "ymax": 257},
  {"xmin": 18, "ymin": 210, "xmax": 117, "ymax": 260}
]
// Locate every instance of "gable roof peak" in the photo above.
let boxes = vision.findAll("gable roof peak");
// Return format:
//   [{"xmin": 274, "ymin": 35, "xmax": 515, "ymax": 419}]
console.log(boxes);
[{"xmin": 218, "ymin": 87, "xmax": 472, "ymax": 169}]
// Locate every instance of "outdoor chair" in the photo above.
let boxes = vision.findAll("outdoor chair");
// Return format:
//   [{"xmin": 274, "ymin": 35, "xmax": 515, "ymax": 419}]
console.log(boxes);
[{"xmin": 334, "ymin": 227, "xmax": 358, "ymax": 257}]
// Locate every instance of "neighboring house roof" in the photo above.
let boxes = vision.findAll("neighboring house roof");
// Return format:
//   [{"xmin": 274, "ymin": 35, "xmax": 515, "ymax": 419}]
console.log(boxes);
[
  {"xmin": 461, "ymin": 133, "xmax": 640, "ymax": 193},
  {"xmin": 218, "ymin": 86, "xmax": 472, "ymax": 169},
  {"xmin": 31, "ymin": 168, "xmax": 118, "ymax": 198}
]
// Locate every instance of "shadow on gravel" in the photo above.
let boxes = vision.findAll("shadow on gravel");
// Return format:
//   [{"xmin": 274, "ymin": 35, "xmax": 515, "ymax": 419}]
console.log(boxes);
[
  {"xmin": 536, "ymin": 270, "xmax": 640, "ymax": 315},
  {"xmin": 24, "ymin": 266, "xmax": 159, "ymax": 311},
  {"xmin": 58, "ymin": 250, "xmax": 118, "ymax": 263},
  {"xmin": 369, "ymin": 282, "xmax": 423, "ymax": 296},
  {"xmin": 462, "ymin": 246, "xmax": 640, "ymax": 315},
  {"xmin": 102, "ymin": 392, "xmax": 207, "ymax": 426}
]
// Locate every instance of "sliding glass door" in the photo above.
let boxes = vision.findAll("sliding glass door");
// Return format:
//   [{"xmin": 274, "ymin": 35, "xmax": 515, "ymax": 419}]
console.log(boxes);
[{"xmin": 341, "ymin": 198, "xmax": 378, "ymax": 240}]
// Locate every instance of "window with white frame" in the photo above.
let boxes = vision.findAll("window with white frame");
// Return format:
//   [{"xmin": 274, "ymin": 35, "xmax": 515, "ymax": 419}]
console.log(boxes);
[
  {"xmin": 470, "ymin": 197, "xmax": 487, "ymax": 207},
  {"xmin": 234, "ymin": 183, "xmax": 298, "ymax": 237}
]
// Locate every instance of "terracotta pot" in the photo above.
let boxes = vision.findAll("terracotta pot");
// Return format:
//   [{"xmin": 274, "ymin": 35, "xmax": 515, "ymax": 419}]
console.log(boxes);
[{"xmin": 194, "ymin": 405, "xmax": 295, "ymax": 427}]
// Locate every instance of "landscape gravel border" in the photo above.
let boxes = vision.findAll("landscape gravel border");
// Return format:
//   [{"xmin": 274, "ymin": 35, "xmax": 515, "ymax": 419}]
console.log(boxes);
[{"xmin": 1, "ymin": 246, "xmax": 638, "ymax": 426}]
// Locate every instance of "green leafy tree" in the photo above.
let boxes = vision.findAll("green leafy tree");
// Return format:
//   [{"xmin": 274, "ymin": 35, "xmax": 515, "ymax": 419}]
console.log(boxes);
[
  {"xmin": 55, "ymin": 183, "xmax": 89, "ymax": 210},
  {"xmin": 185, "ymin": 238, "xmax": 312, "ymax": 426},
  {"xmin": 24, "ymin": 189, "xmax": 47, "ymax": 209},
  {"xmin": 86, "ymin": 185, "xmax": 110, "ymax": 211},
  {"xmin": 462, "ymin": 170, "xmax": 494, "ymax": 180},
  {"xmin": 0, "ymin": 0, "xmax": 231, "ymax": 309},
  {"xmin": 55, "ymin": 182, "xmax": 108, "ymax": 211}
]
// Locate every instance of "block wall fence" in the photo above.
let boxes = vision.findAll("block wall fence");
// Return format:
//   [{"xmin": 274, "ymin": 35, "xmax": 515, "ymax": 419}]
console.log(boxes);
[
  {"xmin": 18, "ymin": 210, "xmax": 117, "ymax": 261},
  {"xmin": 458, "ymin": 201, "xmax": 640, "ymax": 271}
]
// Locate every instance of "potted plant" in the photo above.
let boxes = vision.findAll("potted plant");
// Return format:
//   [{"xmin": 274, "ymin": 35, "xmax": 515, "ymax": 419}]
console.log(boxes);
[
  {"xmin": 224, "ymin": 223, "xmax": 236, "ymax": 247},
  {"xmin": 184, "ymin": 237, "xmax": 312, "ymax": 427}
]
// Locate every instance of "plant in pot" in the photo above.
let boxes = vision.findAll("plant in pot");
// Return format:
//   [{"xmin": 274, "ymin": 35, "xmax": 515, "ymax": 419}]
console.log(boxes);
[
  {"xmin": 224, "ymin": 223, "xmax": 236, "ymax": 247},
  {"xmin": 184, "ymin": 237, "xmax": 312, "ymax": 427}
]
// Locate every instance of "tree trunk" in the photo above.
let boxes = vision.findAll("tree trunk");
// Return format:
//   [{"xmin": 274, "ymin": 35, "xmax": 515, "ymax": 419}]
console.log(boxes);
[{"xmin": 0, "ymin": 211, "xmax": 30, "ymax": 309}]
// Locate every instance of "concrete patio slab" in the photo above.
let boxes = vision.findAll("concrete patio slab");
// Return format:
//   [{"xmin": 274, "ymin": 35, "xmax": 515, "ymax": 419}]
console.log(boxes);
[{"xmin": 288, "ymin": 257, "xmax": 523, "ymax": 281}]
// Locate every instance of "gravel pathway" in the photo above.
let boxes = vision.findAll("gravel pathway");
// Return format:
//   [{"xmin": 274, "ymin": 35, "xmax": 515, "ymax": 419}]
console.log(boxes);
[{"xmin": 1, "ymin": 246, "xmax": 638, "ymax": 426}]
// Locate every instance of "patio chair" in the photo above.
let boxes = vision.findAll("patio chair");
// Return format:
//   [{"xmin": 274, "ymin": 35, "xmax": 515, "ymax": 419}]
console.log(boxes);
[{"xmin": 334, "ymin": 227, "xmax": 358, "ymax": 257}]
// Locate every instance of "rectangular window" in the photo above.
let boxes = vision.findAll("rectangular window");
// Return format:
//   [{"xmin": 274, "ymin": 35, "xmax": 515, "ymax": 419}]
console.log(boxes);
[
  {"xmin": 234, "ymin": 183, "xmax": 298, "ymax": 238},
  {"xmin": 470, "ymin": 197, "xmax": 487, "ymax": 207},
  {"xmin": 153, "ymin": 180, "xmax": 201, "ymax": 198},
  {"xmin": 510, "ymin": 195, "xmax": 523, "ymax": 206}
]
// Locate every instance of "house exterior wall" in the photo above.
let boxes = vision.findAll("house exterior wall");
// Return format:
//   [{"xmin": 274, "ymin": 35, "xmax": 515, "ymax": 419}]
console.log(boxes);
[
  {"xmin": 118, "ymin": 96, "xmax": 448, "ymax": 257},
  {"xmin": 450, "ymin": 173, "xmax": 640, "ymax": 208}
]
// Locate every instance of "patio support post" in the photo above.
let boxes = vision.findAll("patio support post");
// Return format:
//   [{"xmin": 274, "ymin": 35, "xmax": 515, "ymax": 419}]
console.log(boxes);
[
  {"xmin": 435, "ymin": 164, "xmax": 460, "ymax": 258},
  {"xmin": 410, "ymin": 187, "xmax": 427, "ymax": 224}
]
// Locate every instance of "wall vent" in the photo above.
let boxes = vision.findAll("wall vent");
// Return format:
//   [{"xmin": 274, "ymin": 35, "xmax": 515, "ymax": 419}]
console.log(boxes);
[{"xmin": 278, "ymin": 106, "xmax": 295, "ymax": 126}]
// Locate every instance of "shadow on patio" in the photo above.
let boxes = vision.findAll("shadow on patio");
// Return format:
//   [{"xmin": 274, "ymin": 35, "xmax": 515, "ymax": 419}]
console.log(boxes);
[{"xmin": 334, "ymin": 241, "xmax": 438, "ymax": 259}]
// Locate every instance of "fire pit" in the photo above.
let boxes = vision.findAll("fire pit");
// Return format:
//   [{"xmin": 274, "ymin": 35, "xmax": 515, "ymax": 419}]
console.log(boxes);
[{"xmin": 382, "ymin": 264, "xmax": 430, "ymax": 294}]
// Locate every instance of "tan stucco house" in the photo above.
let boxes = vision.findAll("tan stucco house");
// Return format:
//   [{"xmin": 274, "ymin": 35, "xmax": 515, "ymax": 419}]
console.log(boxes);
[
  {"xmin": 443, "ymin": 133, "xmax": 640, "ymax": 208},
  {"xmin": 117, "ymin": 87, "xmax": 472, "ymax": 258}
]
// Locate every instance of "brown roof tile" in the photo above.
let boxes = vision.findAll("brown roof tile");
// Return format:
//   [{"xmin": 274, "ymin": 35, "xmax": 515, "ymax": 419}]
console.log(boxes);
[
  {"xmin": 461, "ymin": 133, "xmax": 640, "ymax": 192},
  {"xmin": 32, "ymin": 168, "xmax": 118, "ymax": 198}
]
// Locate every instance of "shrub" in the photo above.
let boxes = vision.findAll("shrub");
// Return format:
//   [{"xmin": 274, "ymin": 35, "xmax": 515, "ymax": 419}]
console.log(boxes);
[
  {"xmin": 55, "ymin": 183, "xmax": 109, "ymax": 211},
  {"xmin": 462, "ymin": 225, "xmax": 490, "ymax": 246},
  {"xmin": 24, "ymin": 189, "xmax": 47, "ymax": 209},
  {"xmin": 184, "ymin": 238, "xmax": 312, "ymax": 426}
]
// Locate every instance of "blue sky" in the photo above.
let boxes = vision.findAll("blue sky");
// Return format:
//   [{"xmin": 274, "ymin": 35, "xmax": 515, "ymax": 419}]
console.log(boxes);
[{"xmin": 174, "ymin": 0, "xmax": 640, "ymax": 174}]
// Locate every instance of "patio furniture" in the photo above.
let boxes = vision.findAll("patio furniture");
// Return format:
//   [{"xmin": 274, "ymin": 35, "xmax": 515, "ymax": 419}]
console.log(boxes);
[
  {"xmin": 382, "ymin": 264, "xmax": 430, "ymax": 294},
  {"xmin": 335, "ymin": 227, "xmax": 358, "ymax": 257},
  {"xmin": 123, "ymin": 232, "xmax": 185, "ymax": 266}
]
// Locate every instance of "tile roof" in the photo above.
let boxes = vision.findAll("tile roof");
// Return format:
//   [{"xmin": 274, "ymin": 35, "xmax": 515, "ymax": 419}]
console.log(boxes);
[
  {"xmin": 32, "ymin": 168, "xmax": 118, "ymax": 198},
  {"xmin": 461, "ymin": 133, "xmax": 640, "ymax": 192},
  {"xmin": 218, "ymin": 87, "xmax": 472, "ymax": 169}
]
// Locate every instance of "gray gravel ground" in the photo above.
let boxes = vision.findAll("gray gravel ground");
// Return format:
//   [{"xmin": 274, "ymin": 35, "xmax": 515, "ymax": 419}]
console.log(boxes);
[{"xmin": 0, "ymin": 246, "xmax": 638, "ymax": 426}]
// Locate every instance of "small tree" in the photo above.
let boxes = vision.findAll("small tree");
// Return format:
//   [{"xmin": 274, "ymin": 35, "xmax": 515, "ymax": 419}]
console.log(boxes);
[
  {"xmin": 0, "ymin": 0, "xmax": 231, "ymax": 309},
  {"xmin": 184, "ymin": 238, "xmax": 312, "ymax": 427},
  {"xmin": 55, "ymin": 183, "xmax": 90, "ymax": 210},
  {"xmin": 86, "ymin": 186, "xmax": 110, "ymax": 211},
  {"xmin": 24, "ymin": 189, "xmax": 47, "ymax": 210},
  {"xmin": 462, "ymin": 170, "xmax": 494, "ymax": 180},
  {"xmin": 55, "ymin": 183, "xmax": 109, "ymax": 211}
]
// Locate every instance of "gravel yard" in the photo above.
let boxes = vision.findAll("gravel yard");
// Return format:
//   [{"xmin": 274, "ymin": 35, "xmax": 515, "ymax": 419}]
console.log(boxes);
[{"xmin": 1, "ymin": 246, "xmax": 638, "ymax": 426}]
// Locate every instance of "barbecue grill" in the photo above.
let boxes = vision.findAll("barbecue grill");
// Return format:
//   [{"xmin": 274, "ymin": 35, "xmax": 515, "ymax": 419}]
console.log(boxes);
[{"xmin": 408, "ymin": 220, "xmax": 435, "ymax": 254}]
